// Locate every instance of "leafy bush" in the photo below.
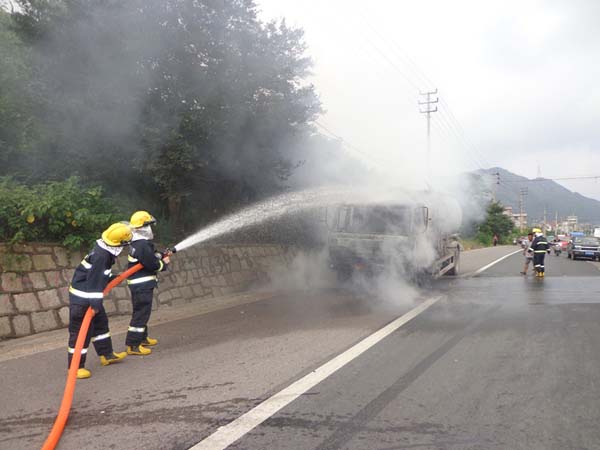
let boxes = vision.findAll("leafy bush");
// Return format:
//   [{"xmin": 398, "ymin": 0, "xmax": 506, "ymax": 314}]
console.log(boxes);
[{"xmin": 0, "ymin": 177, "xmax": 122, "ymax": 248}]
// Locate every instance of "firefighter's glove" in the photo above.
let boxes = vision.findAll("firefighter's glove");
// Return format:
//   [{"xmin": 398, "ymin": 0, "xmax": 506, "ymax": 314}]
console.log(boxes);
[{"xmin": 89, "ymin": 298, "xmax": 103, "ymax": 312}]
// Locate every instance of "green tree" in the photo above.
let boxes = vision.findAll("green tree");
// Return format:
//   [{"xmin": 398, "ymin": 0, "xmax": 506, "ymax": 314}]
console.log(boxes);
[
  {"xmin": 0, "ymin": 9, "xmax": 40, "ymax": 178},
  {"xmin": 0, "ymin": 176, "xmax": 121, "ymax": 248},
  {"xmin": 10, "ymin": 0, "xmax": 321, "ymax": 237},
  {"xmin": 137, "ymin": 1, "xmax": 321, "ymax": 233},
  {"xmin": 478, "ymin": 201, "xmax": 515, "ymax": 245}
]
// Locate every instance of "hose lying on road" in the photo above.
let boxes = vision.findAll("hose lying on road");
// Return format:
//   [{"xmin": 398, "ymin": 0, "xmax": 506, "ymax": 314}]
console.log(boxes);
[{"xmin": 41, "ymin": 263, "xmax": 143, "ymax": 450}]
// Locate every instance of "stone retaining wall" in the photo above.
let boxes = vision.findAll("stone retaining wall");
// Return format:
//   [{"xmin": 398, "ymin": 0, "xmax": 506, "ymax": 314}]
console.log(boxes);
[{"xmin": 0, "ymin": 243, "xmax": 296, "ymax": 339}]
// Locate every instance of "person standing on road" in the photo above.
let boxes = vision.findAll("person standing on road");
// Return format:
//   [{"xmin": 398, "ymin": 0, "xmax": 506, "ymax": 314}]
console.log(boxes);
[
  {"xmin": 67, "ymin": 223, "xmax": 132, "ymax": 379},
  {"xmin": 520, "ymin": 232, "xmax": 534, "ymax": 275},
  {"xmin": 125, "ymin": 211, "xmax": 170, "ymax": 356},
  {"xmin": 493, "ymin": 234, "xmax": 499, "ymax": 246},
  {"xmin": 528, "ymin": 228, "xmax": 551, "ymax": 278}
]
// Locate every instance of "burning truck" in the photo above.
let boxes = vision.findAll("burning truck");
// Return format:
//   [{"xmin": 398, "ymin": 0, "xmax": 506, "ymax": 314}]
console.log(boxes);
[{"xmin": 324, "ymin": 192, "xmax": 462, "ymax": 282}]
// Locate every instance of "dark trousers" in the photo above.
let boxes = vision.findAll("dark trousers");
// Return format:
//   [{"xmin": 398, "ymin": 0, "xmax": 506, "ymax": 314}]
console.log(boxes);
[
  {"xmin": 533, "ymin": 253, "xmax": 546, "ymax": 273},
  {"xmin": 67, "ymin": 302, "xmax": 114, "ymax": 368},
  {"xmin": 126, "ymin": 289, "xmax": 154, "ymax": 346}
]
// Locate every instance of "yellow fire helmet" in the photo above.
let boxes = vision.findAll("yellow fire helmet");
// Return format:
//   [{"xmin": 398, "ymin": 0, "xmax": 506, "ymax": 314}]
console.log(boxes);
[
  {"xmin": 101, "ymin": 223, "xmax": 133, "ymax": 247},
  {"xmin": 532, "ymin": 228, "xmax": 542, "ymax": 234},
  {"xmin": 129, "ymin": 210, "xmax": 156, "ymax": 229}
]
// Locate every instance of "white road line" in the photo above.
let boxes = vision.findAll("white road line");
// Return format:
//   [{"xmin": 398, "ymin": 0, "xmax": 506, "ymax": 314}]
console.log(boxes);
[
  {"xmin": 188, "ymin": 295, "xmax": 443, "ymax": 450},
  {"xmin": 474, "ymin": 249, "xmax": 522, "ymax": 275}
]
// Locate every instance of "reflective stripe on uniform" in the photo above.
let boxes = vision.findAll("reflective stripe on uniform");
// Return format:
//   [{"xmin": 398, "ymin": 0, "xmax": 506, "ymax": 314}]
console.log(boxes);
[
  {"xmin": 128, "ymin": 326, "xmax": 145, "ymax": 333},
  {"xmin": 128, "ymin": 255, "xmax": 138, "ymax": 263},
  {"xmin": 68, "ymin": 347, "xmax": 88, "ymax": 354},
  {"xmin": 80, "ymin": 259, "xmax": 92, "ymax": 269},
  {"xmin": 127, "ymin": 275, "xmax": 157, "ymax": 285},
  {"xmin": 103, "ymin": 269, "xmax": 112, "ymax": 276},
  {"xmin": 534, "ymin": 250, "xmax": 547, "ymax": 253},
  {"xmin": 158, "ymin": 260, "xmax": 164, "ymax": 271},
  {"xmin": 91, "ymin": 332, "xmax": 111, "ymax": 342},
  {"xmin": 69, "ymin": 286, "xmax": 104, "ymax": 299}
]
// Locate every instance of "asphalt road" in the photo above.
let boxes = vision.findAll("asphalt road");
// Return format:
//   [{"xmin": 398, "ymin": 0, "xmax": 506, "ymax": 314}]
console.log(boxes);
[
  {"xmin": 225, "ymin": 252, "xmax": 600, "ymax": 450},
  {"xmin": 2, "ymin": 250, "xmax": 600, "ymax": 450}
]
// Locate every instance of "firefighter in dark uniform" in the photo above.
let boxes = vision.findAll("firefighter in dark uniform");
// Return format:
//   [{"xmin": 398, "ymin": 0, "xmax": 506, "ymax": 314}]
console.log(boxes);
[
  {"xmin": 68, "ymin": 223, "xmax": 131, "ymax": 379},
  {"xmin": 125, "ymin": 211, "xmax": 170, "ymax": 355},
  {"xmin": 528, "ymin": 228, "xmax": 550, "ymax": 277}
]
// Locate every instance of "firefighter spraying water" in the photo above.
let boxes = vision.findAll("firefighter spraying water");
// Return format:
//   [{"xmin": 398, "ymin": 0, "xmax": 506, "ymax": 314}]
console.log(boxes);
[{"xmin": 125, "ymin": 211, "xmax": 170, "ymax": 356}]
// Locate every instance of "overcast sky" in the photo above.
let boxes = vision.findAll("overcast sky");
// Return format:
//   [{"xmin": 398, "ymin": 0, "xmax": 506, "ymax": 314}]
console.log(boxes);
[{"xmin": 257, "ymin": 0, "xmax": 600, "ymax": 200}]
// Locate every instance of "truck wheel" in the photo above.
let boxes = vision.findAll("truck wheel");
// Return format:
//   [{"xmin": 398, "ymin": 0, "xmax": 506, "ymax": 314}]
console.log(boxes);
[{"xmin": 447, "ymin": 250, "xmax": 460, "ymax": 276}]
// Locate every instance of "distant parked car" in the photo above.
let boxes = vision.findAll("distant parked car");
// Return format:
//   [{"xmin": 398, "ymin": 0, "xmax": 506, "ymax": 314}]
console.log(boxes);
[{"xmin": 567, "ymin": 236, "xmax": 600, "ymax": 261}]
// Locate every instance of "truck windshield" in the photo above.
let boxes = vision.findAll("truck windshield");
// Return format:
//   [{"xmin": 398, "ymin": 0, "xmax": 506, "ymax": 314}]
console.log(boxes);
[{"xmin": 338, "ymin": 206, "xmax": 412, "ymax": 235}]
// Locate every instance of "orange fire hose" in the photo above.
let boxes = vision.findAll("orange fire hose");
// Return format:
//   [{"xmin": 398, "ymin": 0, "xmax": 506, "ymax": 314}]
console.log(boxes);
[{"xmin": 41, "ymin": 263, "xmax": 143, "ymax": 450}]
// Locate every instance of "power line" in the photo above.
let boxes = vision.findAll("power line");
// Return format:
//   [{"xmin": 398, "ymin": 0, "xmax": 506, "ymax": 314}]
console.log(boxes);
[
  {"xmin": 502, "ymin": 175, "xmax": 600, "ymax": 183},
  {"xmin": 316, "ymin": 7, "xmax": 488, "ymax": 175},
  {"xmin": 432, "ymin": 111, "xmax": 488, "ymax": 170},
  {"xmin": 314, "ymin": 120, "xmax": 394, "ymax": 170},
  {"xmin": 350, "ymin": 11, "xmax": 494, "ymax": 170},
  {"xmin": 310, "ymin": 7, "xmax": 493, "ymax": 177}
]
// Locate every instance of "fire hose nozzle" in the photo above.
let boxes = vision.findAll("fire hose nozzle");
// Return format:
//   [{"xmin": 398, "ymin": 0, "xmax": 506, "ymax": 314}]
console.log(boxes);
[{"xmin": 163, "ymin": 247, "xmax": 177, "ymax": 257}]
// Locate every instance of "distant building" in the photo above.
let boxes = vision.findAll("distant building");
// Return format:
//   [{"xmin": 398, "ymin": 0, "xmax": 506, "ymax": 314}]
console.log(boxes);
[
  {"xmin": 579, "ymin": 223, "xmax": 594, "ymax": 234},
  {"xmin": 562, "ymin": 216, "xmax": 579, "ymax": 234},
  {"xmin": 503, "ymin": 206, "xmax": 527, "ymax": 231}
]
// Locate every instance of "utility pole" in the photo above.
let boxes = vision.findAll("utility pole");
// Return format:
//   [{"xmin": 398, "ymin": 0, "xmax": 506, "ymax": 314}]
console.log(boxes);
[
  {"xmin": 492, "ymin": 172, "xmax": 500, "ymax": 202},
  {"xmin": 543, "ymin": 206, "xmax": 547, "ymax": 233},
  {"xmin": 519, "ymin": 187, "xmax": 528, "ymax": 232},
  {"xmin": 419, "ymin": 89, "xmax": 438, "ymax": 186}
]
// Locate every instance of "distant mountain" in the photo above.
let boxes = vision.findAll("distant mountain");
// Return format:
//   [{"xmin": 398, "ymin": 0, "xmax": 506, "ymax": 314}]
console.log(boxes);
[{"xmin": 477, "ymin": 167, "xmax": 600, "ymax": 225}]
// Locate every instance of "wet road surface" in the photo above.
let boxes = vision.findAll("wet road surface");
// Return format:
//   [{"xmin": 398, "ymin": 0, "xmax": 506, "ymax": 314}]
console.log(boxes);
[
  {"xmin": 228, "ymin": 253, "xmax": 600, "ymax": 450},
  {"xmin": 2, "ymin": 251, "xmax": 600, "ymax": 449}
]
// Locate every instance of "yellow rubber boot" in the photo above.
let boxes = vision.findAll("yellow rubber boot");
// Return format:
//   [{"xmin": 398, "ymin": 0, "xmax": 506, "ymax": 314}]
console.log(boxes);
[
  {"xmin": 100, "ymin": 351, "xmax": 127, "ymax": 366},
  {"xmin": 127, "ymin": 345, "xmax": 152, "ymax": 356},
  {"xmin": 77, "ymin": 368, "xmax": 91, "ymax": 379},
  {"xmin": 143, "ymin": 337, "xmax": 158, "ymax": 346}
]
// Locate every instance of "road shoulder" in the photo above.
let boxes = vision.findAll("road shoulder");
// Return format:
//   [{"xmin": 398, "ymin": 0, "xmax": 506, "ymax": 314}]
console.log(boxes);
[
  {"xmin": 459, "ymin": 245, "xmax": 522, "ymax": 277},
  {"xmin": 0, "ymin": 290, "xmax": 278, "ymax": 363}
]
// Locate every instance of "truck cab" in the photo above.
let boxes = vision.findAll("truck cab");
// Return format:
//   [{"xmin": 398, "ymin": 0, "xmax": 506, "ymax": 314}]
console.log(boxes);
[{"xmin": 325, "ymin": 203, "xmax": 460, "ymax": 282}]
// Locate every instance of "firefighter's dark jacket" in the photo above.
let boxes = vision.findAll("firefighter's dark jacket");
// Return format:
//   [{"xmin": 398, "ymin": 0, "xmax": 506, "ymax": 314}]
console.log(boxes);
[
  {"xmin": 530, "ymin": 235, "xmax": 550, "ymax": 254},
  {"xmin": 127, "ymin": 239, "xmax": 167, "ymax": 290},
  {"xmin": 69, "ymin": 243, "xmax": 115, "ymax": 305}
]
